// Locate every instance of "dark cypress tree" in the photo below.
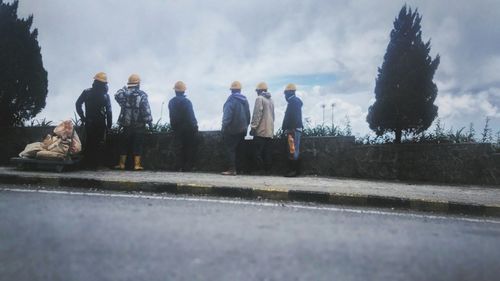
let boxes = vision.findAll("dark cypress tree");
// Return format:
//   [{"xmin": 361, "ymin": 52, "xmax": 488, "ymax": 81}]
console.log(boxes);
[
  {"xmin": 366, "ymin": 5, "xmax": 440, "ymax": 143},
  {"xmin": 0, "ymin": 0, "xmax": 48, "ymax": 127}
]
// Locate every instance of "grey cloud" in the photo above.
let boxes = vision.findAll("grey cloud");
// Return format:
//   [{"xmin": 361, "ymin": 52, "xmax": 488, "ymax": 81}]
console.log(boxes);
[{"xmin": 11, "ymin": 0, "xmax": 500, "ymax": 134}]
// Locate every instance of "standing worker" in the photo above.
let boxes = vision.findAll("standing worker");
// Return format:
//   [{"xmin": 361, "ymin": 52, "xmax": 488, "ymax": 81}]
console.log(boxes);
[
  {"xmin": 281, "ymin": 83, "xmax": 303, "ymax": 177},
  {"xmin": 250, "ymin": 82, "xmax": 275, "ymax": 175},
  {"xmin": 168, "ymin": 81, "xmax": 198, "ymax": 172},
  {"xmin": 114, "ymin": 74, "xmax": 153, "ymax": 171},
  {"xmin": 75, "ymin": 72, "xmax": 112, "ymax": 169},
  {"xmin": 221, "ymin": 81, "xmax": 250, "ymax": 176}
]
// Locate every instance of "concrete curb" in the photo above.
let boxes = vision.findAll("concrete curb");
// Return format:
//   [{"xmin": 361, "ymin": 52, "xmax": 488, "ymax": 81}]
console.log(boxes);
[{"xmin": 1, "ymin": 173, "xmax": 499, "ymax": 217}]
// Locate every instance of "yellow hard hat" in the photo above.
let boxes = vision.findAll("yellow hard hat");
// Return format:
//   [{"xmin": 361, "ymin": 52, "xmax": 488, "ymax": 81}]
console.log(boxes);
[
  {"xmin": 256, "ymin": 82, "xmax": 268, "ymax": 91},
  {"xmin": 285, "ymin": 83, "xmax": 297, "ymax": 91},
  {"xmin": 230, "ymin": 81, "xmax": 242, "ymax": 90},
  {"xmin": 128, "ymin": 74, "xmax": 141, "ymax": 86},
  {"xmin": 173, "ymin": 81, "xmax": 187, "ymax": 92},
  {"xmin": 93, "ymin": 72, "xmax": 108, "ymax": 83}
]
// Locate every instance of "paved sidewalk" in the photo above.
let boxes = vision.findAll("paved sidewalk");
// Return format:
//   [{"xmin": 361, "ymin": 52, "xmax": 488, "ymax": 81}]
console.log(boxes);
[{"xmin": 0, "ymin": 166, "xmax": 499, "ymax": 217}]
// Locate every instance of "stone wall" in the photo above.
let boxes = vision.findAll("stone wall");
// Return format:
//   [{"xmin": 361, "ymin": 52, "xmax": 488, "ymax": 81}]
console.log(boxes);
[
  {"xmin": 1, "ymin": 127, "xmax": 499, "ymax": 185},
  {"xmin": 346, "ymin": 143, "xmax": 500, "ymax": 185},
  {"xmin": 110, "ymin": 133, "xmax": 357, "ymax": 175}
]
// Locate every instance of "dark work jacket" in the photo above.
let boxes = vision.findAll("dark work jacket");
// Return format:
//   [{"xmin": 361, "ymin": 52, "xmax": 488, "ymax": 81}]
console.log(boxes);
[
  {"xmin": 282, "ymin": 95, "xmax": 303, "ymax": 130},
  {"xmin": 76, "ymin": 86, "xmax": 112, "ymax": 129},
  {"xmin": 168, "ymin": 94, "xmax": 198, "ymax": 132},
  {"xmin": 222, "ymin": 93, "xmax": 251, "ymax": 135}
]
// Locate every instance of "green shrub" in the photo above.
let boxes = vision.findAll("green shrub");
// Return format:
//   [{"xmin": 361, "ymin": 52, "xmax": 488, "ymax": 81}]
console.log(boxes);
[{"xmin": 24, "ymin": 118, "xmax": 53, "ymax": 127}]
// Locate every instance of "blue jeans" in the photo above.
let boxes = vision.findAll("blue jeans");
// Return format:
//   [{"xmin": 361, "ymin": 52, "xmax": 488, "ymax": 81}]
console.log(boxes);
[
  {"xmin": 223, "ymin": 132, "xmax": 246, "ymax": 170},
  {"xmin": 287, "ymin": 130, "xmax": 301, "ymax": 160}
]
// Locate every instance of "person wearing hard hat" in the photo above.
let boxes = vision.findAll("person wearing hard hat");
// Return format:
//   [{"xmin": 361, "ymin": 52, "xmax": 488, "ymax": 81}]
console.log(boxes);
[
  {"xmin": 114, "ymin": 74, "xmax": 153, "ymax": 171},
  {"xmin": 221, "ymin": 81, "xmax": 251, "ymax": 176},
  {"xmin": 281, "ymin": 83, "xmax": 303, "ymax": 177},
  {"xmin": 250, "ymin": 82, "xmax": 275, "ymax": 174},
  {"xmin": 168, "ymin": 81, "xmax": 198, "ymax": 172},
  {"xmin": 75, "ymin": 72, "xmax": 112, "ymax": 169}
]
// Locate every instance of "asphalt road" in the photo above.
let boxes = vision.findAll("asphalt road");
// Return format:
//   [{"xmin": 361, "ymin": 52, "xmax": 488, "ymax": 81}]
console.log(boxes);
[{"xmin": 1, "ymin": 184, "xmax": 500, "ymax": 281}]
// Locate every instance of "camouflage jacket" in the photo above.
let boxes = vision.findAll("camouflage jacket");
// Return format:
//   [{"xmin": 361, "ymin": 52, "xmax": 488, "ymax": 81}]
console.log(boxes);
[{"xmin": 115, "ymin": 86, "xmax": 153, "ymax": 128}]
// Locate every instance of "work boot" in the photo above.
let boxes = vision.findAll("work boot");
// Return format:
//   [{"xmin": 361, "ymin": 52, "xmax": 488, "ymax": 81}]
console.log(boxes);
[
  {"xmin": 221, "ymin": 169, "xmax": 237, "ymax": 176},
  {"xmin": 285, "ymin": 160, "xmax": 297, "ymax": 177},
  {"xmin": 263, "ymin": 164, "xmax": 272, "ymax": 175},
  {"xmin": 295, "ymin": 159, "xmax": 301, "ymax": 177},
  {"xmin": 253, "ymin": 169, "xmax": 265, "ymax": 176},
  {"xmin": 114, "ymin": 155, "xmax": 126, "ymax": 170},
  {"xmin": 134, "ymin": 156, "xmax": 144, "ymax": 171}
]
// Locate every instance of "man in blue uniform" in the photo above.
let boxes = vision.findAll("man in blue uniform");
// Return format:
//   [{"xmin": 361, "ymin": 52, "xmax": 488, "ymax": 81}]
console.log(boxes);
[
  {"xmin": 168, "ymin": 81, "xmax": 198, "ymax": 172},
  {"xmin": 221, "ymin": 81, "xmax": 250, "ymax": 175},
  {"xmin": 281, "ymin": 83, "xmax": 303, "ymax": 177}
]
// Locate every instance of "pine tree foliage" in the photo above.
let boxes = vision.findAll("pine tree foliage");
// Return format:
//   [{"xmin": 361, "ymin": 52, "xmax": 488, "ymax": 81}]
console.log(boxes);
[
  {"xmin": 0, "ymin": 0, "xmax": 48, "ymax": 127},
  {"xmin": 366, "ymin": 5, "xmax": 440, "ymax": 143}
]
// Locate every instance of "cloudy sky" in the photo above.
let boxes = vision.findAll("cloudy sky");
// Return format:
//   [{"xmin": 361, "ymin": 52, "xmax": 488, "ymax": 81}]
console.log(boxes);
[{"xmin": 13, "ymin": 0, "xmax": 500, "ymax": 137}]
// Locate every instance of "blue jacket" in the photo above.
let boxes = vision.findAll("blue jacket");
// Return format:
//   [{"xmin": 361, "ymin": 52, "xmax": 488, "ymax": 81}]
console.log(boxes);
[
  {"xmin": 168, "ymin": 94, "xmax": 198, "ymax": 132},
  {"xmin": 282, "ymin": 94, "xmax": 303, "ymax": 130},
  {"xmin": 222, "ymin": 93, "xmax": 250, "ymax": 135}
]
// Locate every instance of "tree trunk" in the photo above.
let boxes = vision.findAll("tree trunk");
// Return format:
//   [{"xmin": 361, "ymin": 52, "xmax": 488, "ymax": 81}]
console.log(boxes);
[{"xmin": 395, "ymin": 129, "xmax": 402, "ymax": 143}]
